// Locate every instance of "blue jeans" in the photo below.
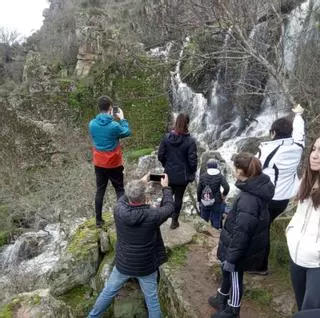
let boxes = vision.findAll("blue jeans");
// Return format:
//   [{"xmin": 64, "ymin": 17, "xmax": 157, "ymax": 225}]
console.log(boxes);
[
  {"xmin": 200, "ymin": 203, "xmax": 223, "ymax": 229},
  {"xmin": 88, "ymin": 266, "xmax": 161, "ymax": 318}
]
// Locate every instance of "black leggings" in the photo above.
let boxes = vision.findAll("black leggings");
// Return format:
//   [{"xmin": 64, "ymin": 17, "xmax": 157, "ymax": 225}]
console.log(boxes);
[
  {"xmin": 94, "ymin": 166, "xmax": 124, "ymax": 221},
  {"xmin": 291, "ymin": 260, "xmax": 320, "ymax": 310},
  {"xmin": 169, "ymin": 184, "xmax": 187, "ymax": 221},
  {"xmin": 260, "ymin": 199, "xmax": 289, "ymax": 271}
]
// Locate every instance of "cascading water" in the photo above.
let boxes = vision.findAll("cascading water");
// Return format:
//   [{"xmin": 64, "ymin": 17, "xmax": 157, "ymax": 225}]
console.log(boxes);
[
  {"xmin": 0, "ymin": 218, "xmax": 86, "ymax": 299},
  {"xmin": 170, "ymin": 30, "xmax": 240, "ymax": 149}
]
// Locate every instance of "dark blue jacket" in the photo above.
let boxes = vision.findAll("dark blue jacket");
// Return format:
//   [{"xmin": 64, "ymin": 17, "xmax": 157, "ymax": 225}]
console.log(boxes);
[
  {"xmin": 158, "ymin": 131, "xmax": 197, "ymax": 185},
  {"xmin": 217, "ymin": 173, "xmax": 275, "ymax": 271},
  {"xmin": 114, "ymin": 188, "xmax": 174, "ymax": 276}
]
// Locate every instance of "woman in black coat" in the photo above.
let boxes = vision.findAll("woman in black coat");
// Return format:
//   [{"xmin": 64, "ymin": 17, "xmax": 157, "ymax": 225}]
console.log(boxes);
[
  {"xmin": 209, "ymin": 152, "xmax": 275, "ymax": 318},
  {"xmin": 158, "ymin": 113, "xmax": 197, "ymax": 229}
]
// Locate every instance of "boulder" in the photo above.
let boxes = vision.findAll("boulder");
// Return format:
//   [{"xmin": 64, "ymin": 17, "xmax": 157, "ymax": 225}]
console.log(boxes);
[
  {"xmin": 0, "ymin": 289, "xmax": 74, "ymax": 318},
  {"xmin": 135, "ymin": 154, "xmax": 164, "ymax": 178},
  {"xmin": 236, "ymin": 137, "xmax": 261, "ymax": 155},
  {"xmin": 161, "ymin": 219, "xmax": 197, "ymax": 250},
  {"xmin": 114, "ymin": 281, "xmax": 148, "ymax": 318},
  {"xmin": 48, "ymin": 213, "xmax": 114, "ymax": 296}
]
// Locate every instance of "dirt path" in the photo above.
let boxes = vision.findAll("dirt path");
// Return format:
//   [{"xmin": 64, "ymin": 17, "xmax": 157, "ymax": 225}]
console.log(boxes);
[{"xmin": 176, "ymin": 244, "xmax": 274, "ymax": 318}]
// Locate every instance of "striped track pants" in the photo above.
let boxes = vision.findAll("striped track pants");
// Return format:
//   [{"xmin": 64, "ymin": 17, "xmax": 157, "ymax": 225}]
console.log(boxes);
[{"xmin": 220, "ymin": 269, "xmax": 243, "ymax": 307}]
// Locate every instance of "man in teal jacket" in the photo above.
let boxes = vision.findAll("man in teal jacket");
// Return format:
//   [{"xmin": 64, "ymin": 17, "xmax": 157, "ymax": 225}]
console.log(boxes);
[{"xmin": 89, "ymin": 96, "xmax": 131, "ymax": 227}]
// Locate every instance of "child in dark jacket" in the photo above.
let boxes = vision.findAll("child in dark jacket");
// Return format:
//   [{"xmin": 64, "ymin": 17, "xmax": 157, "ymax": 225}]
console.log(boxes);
[
  {"xmin": 208, "ymin": 152, "xmax": 275, "ymax": 318},
  {"xmin": 197, "ymin": 159, "xmax": 230, "ymax": 229}
]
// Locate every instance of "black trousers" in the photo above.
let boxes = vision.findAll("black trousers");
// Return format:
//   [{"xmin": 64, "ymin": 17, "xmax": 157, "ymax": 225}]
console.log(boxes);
[
  {"xmin": 291, "ymin": 260, "xmax": 320, "ymax": 311},
  {"xmin": 94, "ymin": 166, "xmax": 124, "ymax": 222},
  {"xmin": 169, "ymin": 184, "xmax": 187, "ymax": 222},
  {"xmin": 259, "ymin": 198, "xmax": 289, "ymax": 271},
  {"xmin": 220, "ymin": 269, "xmax": 243, "ymax": 307}
]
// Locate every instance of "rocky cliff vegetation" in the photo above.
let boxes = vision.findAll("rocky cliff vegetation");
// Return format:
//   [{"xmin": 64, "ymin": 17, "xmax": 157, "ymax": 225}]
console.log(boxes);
[{"xmin": 0, "ymin": 0, "xmax": 320, "ymax": 316}]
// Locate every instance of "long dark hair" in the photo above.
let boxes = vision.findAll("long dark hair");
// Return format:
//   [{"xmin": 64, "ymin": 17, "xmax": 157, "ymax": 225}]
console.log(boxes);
[
  {"xmin": 233, "ymin": 152, "xmax": 262, "ymax": 178},
  {"xmin": 174, "ymin": 113, "xmax": 190, "ymax": 134},
  {"xmin": 297, "ymin": 138, "xmax": 320, "ymax": 208}
]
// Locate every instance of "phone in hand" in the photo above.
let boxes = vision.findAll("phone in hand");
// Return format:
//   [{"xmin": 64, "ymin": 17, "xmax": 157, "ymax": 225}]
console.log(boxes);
[
  {"xmin": 113, "ymin": 107, "xmax": 119, "ymax": 116},
  {"xmin": 149, "ymin": 174, "xmax": 165, "ymax": 182}
]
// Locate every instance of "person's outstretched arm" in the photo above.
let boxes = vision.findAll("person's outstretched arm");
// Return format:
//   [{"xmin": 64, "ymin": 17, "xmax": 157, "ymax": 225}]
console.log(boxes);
[
  {"xmin": 114, "ymin": 108, "xmax": 131, "ymax": 138},
  {"xmin": 292, "ymin": 112, "xmax": 305, "ymax": 147},
  {"xmin": 154, "ymin": 174, "xmax": 175, "ymax": 226}
]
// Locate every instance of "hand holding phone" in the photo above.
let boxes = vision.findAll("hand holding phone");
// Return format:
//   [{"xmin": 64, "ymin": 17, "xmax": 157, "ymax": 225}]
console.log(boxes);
[
  {"xmin": 149, "ymin": 174, "xmax": 164, "ymax": 182},
  {"xmin": 113, "ymin": 107, "xmax": 124, "ymax": 120}
]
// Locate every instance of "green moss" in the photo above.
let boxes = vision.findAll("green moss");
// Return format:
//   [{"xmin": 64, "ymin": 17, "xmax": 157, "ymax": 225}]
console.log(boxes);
[
  {"xmin": 0, "ymin": 231, "xmax": 9, "ymax": 247},
  {"xmin": 269, "ymin": 217, "xmax": 291, "ymax": 266},
  {"xmin": 59, "ymin": 285, "xmax": 100, "ymax": 317},
  {"xmin": 31, "ymin": 294, "xmax": 41, "ymax": 305},
  {"xmin": 60, "ymin": 285, "xmax": 113, "ymax": 318},
  {"xmin": 67, "ymin": 212, "xmax": 114, "ymax": 256},
  {"xmin": 125, "ymin": 148, "xmax": 154, "ymax": 162},
  {"xmin": 0, "ymin": 297, "xmax": 23, "ymax": 318},
  {"xmin": 67, "ymin": 55, "xmax": 170, "ymax": 149},
  {"xmin": 0, "ymin": 304, "xmax": 13, "ymax": 318},
  {"xmin": 167, "ymin": 245, "xmax": 188, "ymax": 267},
  {"xmin": 244, "ymin": 288, "xmax": 272, "ymax": 307}
]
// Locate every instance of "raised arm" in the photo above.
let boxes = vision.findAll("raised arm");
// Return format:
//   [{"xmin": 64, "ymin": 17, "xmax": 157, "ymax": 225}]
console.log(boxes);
[{"xmin": 292, "ymin": 113, "xmax": 305, "ymax": 147}]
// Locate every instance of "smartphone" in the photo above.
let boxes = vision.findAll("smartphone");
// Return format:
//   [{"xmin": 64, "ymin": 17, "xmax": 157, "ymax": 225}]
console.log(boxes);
[
  {"xmin": 149, "ymin": 174, "xmax": 164, "ymax": 182},
  {"xmin": 113, "ymin": 107, "xmax": 119, "ymax": 116}
]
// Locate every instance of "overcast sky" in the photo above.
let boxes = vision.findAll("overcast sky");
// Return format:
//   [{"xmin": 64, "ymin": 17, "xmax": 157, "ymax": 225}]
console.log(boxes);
[{"xmin": 0, "ymin": 0, "xmax": 50, "ymax": 38}]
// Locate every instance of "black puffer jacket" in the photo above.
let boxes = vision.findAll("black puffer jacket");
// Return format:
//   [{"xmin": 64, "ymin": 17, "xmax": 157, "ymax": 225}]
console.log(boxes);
[
  {"xmin": 158, "ymin": 131, "xmax": 197, "ymax": 185},
  {"xmin": 217, "ymin": 173, "xmax": 275, "ymax": 271},
  {"xmin": 197, "ymin": 171, "xmax": 230, "ymax": 204},
  {"xmin": 114, "ymin": 187, "xmax": 174, "ymax": 277}
]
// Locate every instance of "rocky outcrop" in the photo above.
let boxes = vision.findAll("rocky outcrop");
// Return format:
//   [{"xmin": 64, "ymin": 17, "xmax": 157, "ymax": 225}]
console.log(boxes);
[
  {"xmin": 0, "ymin": 289, "xmax": 74, "ymax": 318},
  {"xmin": 48, "ymin": 213, "xmax": 114, "ymax": 296}
]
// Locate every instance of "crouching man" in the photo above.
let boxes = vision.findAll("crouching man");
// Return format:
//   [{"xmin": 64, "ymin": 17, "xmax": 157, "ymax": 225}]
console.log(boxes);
[{"xmin": 88, "ymin": 174, "xmax": 174, "ymax": 318}]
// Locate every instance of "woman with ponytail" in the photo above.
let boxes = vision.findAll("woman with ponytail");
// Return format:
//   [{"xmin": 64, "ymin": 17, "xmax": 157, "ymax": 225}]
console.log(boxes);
[
  {"xmin": 208, "ymin": 152, "xmax": 275, "ymax": 318},
  {"xmin": 286, "ymin": 137, "xmax": 320, "ymax": 312}
]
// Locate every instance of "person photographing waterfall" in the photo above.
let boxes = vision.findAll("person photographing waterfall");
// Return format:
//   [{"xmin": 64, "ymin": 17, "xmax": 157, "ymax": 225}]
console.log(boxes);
[
  {"xmin": 158, "ymin": 113, "xmax": 197, "ymax": 229},
  {"xmin": 88, "ymin": 173, "xmax": 174, "ymax": 318},
  {"xmin": 89, "ymin": 96, "xmax": 131, "ymax": 228},
  {"xmin": 253, "ymin": 104, "xmax": 305, "ymax": 275}
]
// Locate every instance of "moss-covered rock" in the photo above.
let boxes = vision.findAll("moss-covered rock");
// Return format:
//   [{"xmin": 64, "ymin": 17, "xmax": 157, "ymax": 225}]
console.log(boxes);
[
  {"xmin": 48, "ymin": 213, "xmax": 115, "ymax": 296},
  {"xmin": 0, "ymin": 289, "xmax": 74, "ymax": 318},
  {"xmin": 59, "ymin": 285, "xmax": 113, "ymax": 318}
]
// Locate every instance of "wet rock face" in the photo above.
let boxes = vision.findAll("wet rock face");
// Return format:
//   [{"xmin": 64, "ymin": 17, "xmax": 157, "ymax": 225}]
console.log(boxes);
[
  {"xmin": 236, "ymin": 137, "xmax": 261, "ymax": 155},
  {"xmin": 199, "ymin": 151, "xmax": 227, "ymax": 176},
  {"xmin": 0, "ymin": 289, "xmax": 74, "ymax": 318}
]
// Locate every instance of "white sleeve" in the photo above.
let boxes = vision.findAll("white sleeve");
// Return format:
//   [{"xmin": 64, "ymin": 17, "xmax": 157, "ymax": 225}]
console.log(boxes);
[{"xmin": 292, "ymin": 114, "xmax": 305, "ymax": 147}]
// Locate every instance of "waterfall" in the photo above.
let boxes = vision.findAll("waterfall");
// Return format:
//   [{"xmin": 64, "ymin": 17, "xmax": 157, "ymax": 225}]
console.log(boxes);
[
  {"xmin": 170, "ymin": 30, "xmax": 239, "ymax": 149},
  {"xmin": 0, "ymin": 224, "xmax": 63, "ymax": 272},
  {"xmin": 283, "ymin": 0, "xmax": 311, "ymax": 74}
]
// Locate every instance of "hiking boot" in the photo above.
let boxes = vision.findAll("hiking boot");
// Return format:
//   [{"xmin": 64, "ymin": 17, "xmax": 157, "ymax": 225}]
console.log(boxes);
[
  {"xmin": 211, "ymin": 303, "xmax": 240, "ymax": 318},
  {"xmin": 96, "ymin": 219, "xmax": 105, "ymax": 228},
  {"xmin": 208, "ymin": 290, "xmax": 229, "ymax": 311},
  {"xmin": 170, "ymin": 219, "xmax": 180, "ymax": 229}
]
